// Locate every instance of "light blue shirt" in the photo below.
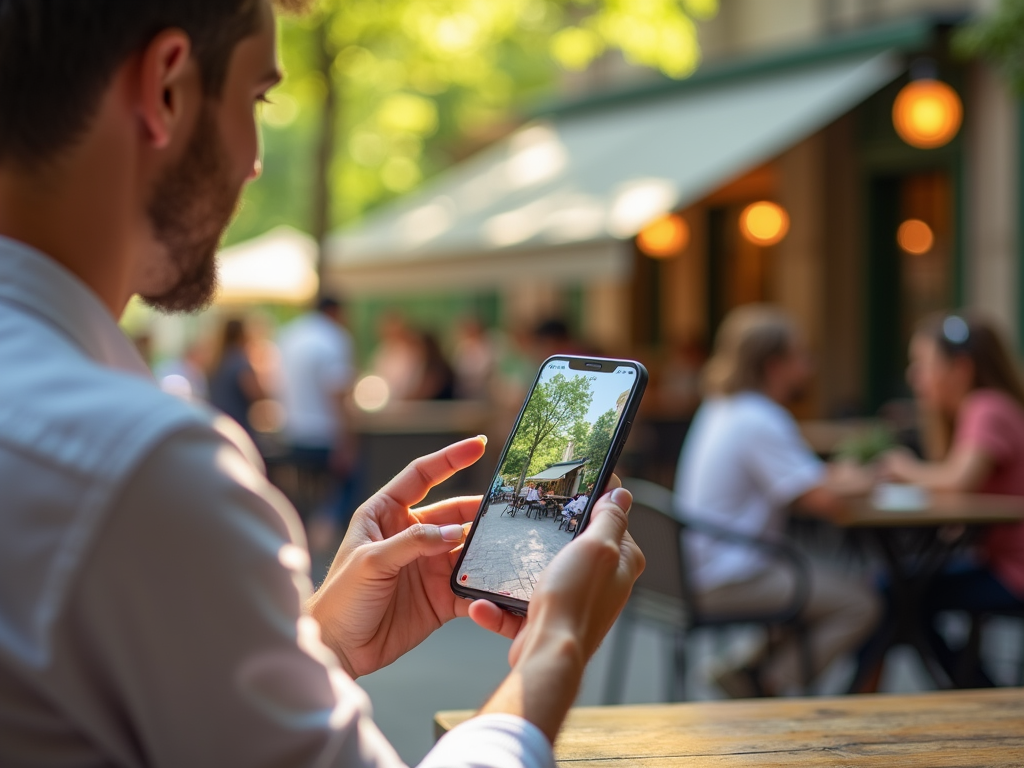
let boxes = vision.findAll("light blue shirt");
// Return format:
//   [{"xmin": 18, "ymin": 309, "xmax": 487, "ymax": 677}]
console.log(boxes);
[{"xmin": 0, "ymin": 236, "xmax": 552, "ymax": 768}]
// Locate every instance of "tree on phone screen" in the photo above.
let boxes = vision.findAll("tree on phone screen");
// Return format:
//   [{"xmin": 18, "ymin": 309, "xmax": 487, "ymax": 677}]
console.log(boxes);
[{"xmin": 505, "ymin": 373, "xmax": 592, "ymax": 494}]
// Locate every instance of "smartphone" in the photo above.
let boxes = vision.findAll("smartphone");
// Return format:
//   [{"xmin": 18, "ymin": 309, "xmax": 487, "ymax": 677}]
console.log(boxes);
[{"xmin": 451, "ymin": 355, "xmax": 648, "ymax": 614}]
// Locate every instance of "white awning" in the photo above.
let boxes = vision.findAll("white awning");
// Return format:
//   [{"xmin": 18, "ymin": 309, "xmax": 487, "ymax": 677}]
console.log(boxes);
[
  {"xmin": 528, "ymin": 460, "xmax": 588, "ymax": 482},
  {"xmin": 216, "ymin": 226, "xmax": 319, "ymax": 305},
  {"xmin": 326, "ymin": 50, "xmax": 902, "ymax": 295}
]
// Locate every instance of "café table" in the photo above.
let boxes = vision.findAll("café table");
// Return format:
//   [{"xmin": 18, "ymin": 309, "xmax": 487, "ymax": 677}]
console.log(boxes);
[
  {"xmin": 435, "ymin": 688, "xmax": 1024, "ymax": 766},
  {"xmin": 832, "ymin": 491, "xmax": 1024, "ymax": 689}
]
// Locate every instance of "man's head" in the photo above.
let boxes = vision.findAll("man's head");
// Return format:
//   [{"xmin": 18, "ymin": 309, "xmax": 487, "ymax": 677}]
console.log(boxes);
[
  {"xmin": 317, "ymin": 295, "xmax": 347, "ymax": 324},
  {"xmin": 0, "ymin": 0, "xmax": 304, "ymax": 314},
  {"xmin": 703, "ymin": 304, "xmax": 813, "ymax": 406}
]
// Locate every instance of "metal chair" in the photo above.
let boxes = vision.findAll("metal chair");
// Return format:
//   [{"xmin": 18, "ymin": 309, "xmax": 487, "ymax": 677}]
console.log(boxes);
[
  {"xmin": 963, "ymin": 607, "xmax": 1024, "ymax": 687},
  {"xmin": 603, "ymin": 478, "xmax": 814, "ymax": 703}
]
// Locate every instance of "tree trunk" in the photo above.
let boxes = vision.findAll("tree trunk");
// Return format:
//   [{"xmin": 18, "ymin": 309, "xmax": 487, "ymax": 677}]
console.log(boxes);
[
  {"xmin": 516, "ymin": 432, "xmax": 546, "ymax": 494},
  {"xmin": 312, "ymin": 16, "xmax": 338, "ymax": 291}
]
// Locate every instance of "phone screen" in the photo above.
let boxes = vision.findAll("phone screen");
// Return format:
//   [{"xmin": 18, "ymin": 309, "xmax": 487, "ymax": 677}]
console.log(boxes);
[{"xmin": 454, "ymin": 357, "xmax": 643, "ymax": 604}]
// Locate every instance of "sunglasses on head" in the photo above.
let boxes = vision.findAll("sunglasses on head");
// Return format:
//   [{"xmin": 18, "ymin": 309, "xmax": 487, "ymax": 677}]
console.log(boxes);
[{"xmin": 940, "ymin": 314, "xmax": 970, "ymax": 349}]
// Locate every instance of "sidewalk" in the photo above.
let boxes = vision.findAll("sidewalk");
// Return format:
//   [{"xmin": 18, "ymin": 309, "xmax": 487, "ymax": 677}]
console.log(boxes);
[{"xmin": 457, "ymin": 502, "xmax": 573, "ymax": 601}]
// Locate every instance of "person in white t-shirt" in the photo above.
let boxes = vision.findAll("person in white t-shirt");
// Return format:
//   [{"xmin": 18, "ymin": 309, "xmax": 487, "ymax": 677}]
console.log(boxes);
[
  {"xmin": 676, "ymin": 305, "xmax": 879, "ymax": 697},
  {"xmin": 278, "ymin": 296, "xmax": 357, "ymax": 539}
]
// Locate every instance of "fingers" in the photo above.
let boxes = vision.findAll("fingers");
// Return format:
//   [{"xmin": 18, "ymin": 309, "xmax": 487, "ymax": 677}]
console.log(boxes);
[
  {"xmin": 365, "ymin": 522, "xmax": 467, "ymax": 574},
  {"xmin": 579, "ymin": 487, "xmax": 632, "ymax": 546},
  {"xmin": 606, "ymin": 473, "xmax": 622, "ymax": 491},
  {"xmin": 378, "ymin": 437, "xmax": 487, "ymax": 510},
  {"xmin": 467, "ymin": 600, "xmax": 523, "ymax": 640},
  {"xmin": 413, "ymin": 496, "xmax": 483, "ymax": 526}
]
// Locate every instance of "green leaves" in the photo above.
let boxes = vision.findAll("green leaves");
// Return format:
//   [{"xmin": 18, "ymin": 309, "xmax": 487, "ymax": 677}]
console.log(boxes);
[
  {"xmin": 955, "ymin": 0, "xmax": 1024, "ymax": 97},
  {"xmin": 226, "ymin": 0, "xmax": 716, "ymax": 248},
  {"xmin": 505, "ymin": 372, "xmax": 594, "ymax": 488}
]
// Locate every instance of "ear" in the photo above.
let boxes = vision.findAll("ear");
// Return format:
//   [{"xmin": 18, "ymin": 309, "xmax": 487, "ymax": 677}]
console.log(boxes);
[{"xmin": 136, "ymin": 29, "xmax": 197, "ymax": 150}]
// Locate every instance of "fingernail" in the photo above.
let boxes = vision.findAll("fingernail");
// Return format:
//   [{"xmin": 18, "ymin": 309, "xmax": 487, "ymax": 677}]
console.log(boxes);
[
  {"xmin": 611, "ymin": 488, "xmax": 632, "ymax": 510},
  {"xmin": 477, "ymin": 434, "xmax": 488, "ymax": 446},
  {"xmin": 440, "ymin": 524, "xmax": 465, "ymax": 541}
]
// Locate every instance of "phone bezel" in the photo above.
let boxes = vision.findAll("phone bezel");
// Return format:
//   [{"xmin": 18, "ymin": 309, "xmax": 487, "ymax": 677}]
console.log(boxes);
[{"xmin": 450, "ymin": 354, "xmax": 648, "ymax": 615}]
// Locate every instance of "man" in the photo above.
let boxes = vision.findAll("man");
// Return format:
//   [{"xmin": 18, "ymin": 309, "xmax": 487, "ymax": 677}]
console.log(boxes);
[
  {"xmin": 0, "ymin": 3, "xmax": 644, "ymax": 767},
  {"xmin": 278, "ymin": 295, "xmax": 356, "ymax": 540},
  {"xmin": 675, "ymin": 305, "xmax": 879, "ymax": 697},
  {"xmin": 561, "ymin": 486, "xmax": 592, "ymax": 529}
]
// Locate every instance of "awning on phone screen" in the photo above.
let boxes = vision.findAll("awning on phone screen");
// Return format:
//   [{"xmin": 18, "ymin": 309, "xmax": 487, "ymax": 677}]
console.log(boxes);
[{"xmin": 527, "ymin": 460, "xmax": 588, "ymax": 482}]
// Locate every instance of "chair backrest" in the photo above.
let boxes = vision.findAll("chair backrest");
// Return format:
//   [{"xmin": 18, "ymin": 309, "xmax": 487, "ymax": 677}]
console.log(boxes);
[{"xmin": 621, "ymin": 478, "xmax": 687, "ymax": 605}]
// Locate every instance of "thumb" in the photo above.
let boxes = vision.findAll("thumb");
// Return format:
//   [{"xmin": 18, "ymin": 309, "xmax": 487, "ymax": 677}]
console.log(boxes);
[{"xmin": 370, "ymin": 523, "xmax": 466, "ymax": 573}]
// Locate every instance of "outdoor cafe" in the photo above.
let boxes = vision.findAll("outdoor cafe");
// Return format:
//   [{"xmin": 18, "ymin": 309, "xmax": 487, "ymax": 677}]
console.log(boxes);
[{"xmin": 8, "ymin": 1, "xmax": 1024, "ymax": 766}]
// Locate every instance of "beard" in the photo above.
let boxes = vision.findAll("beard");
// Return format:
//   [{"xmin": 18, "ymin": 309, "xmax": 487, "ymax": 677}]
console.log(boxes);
[{"xmin": 140, "ymin": 103, "xmax": 242, "ymax": 313}]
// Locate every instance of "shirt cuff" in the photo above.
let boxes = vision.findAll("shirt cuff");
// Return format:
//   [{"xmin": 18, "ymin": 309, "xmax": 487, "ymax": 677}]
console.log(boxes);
[{"xmin": 418, "ymin": 714, "xmax": 554, "ymax": 768}]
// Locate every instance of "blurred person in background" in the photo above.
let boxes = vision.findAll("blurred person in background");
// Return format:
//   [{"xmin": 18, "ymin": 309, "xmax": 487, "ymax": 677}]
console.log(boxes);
[
  {"xmin": 278, "ymin": 296, "xmax": 356, "ymax": 543},
  {"xmin": 453, "ymin": 316, "xmax": 496, "ymax": 400},
  {"xmin": 0, "ymin": 2, "xmax": 644, "ymax": 766},
  {"xmin": 676, "ymin": 304, "xmax": 879, "ymax": 697},
  {"xmin": 371, "ymin": 311, "xmax": 422, "ymax": 401},
  {"xmin": 529, "ymin": 317, "xmax": 584, "ymax": 362},
  {"xmin": 155, "ymin": 333, "xmax": 212, "ymax": 401},
  {"xmin": 413, "ymin": 330, "xmax": 456, "ymax": 400},
  {"xmin": 656, "ymin": 335, "xmax": 707, "ymax": 418},
  {"xmin": 245, "ymin": 308, "xmax": 283, "ymax": 398},
  {"xmin": 209, "ymin": 317, "xmax": 265, "ymax": 439},
  {"xmin": 878, "ymin": 313, "xmax": 1024, "ymax": 686}
]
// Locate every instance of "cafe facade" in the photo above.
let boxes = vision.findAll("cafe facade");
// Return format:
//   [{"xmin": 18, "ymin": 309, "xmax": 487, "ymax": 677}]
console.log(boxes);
[{"xmin": 325, "ymin": 10, "xmax": 1020, "ymax": 419}]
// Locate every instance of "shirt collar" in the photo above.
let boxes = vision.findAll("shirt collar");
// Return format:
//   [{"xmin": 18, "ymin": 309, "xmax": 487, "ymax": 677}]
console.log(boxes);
[{"xmin": 0, "ymin": 235, "xmax": 152, "ymax": 378}]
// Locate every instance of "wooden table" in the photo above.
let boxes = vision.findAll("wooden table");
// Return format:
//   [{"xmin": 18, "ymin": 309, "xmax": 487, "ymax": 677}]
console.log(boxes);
[
  {"xmin": 835, "ymin": 491, "xmax": 1024, "ymax": 528},
  {"xmin": 436, "ymin": 688, "xmax": 1024, "ymax": 766}
]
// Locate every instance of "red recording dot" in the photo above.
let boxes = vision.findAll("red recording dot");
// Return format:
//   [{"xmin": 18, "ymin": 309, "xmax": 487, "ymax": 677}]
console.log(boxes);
[{"xmin": 460, "ymin": 573, "xmax": 468, "ymax": 582}]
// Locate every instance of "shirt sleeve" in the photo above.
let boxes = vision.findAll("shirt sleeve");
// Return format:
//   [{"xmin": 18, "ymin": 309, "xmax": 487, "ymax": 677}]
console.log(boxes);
[
  {"xmin": 955, "ymin": 391, "xmax": 1015, "ymax": 465},
  {"xmin": 420, "ymin": 715, "xmax": 554, "ymax": 768},
  {"xmin": 62, "ymin": 419, "xmax": 556, "ymax": 768},
  {"xmin": 743, "ymin": 414, "xmax": 826, "ymax": 507},
  {"xmin": 63, "ymin": 420, "xmax": 406, "ymax": 768}
]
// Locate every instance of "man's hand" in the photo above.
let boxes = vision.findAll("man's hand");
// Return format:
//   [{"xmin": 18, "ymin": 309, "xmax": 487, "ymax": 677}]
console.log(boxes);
[
  {"xmin": 474, "ymin": 486, "xmax": 645, "ymax": 742},
  {"xmin": 307, "ymin": 436, "xmax": 487, "ymax": 678}
]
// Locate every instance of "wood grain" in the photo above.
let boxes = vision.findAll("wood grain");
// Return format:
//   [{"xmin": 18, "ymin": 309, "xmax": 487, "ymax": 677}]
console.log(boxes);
[{"xmin": 436, "ymin": 688, "xmax": 1024, "ymax": 766}]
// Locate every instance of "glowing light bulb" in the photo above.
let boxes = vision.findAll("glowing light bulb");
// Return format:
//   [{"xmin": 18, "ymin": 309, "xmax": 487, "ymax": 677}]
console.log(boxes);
[
  {"xmin": 892, "ymin": 79, "xmax": 962, "ymax": 150},
  {"xmin": 637, "ymin": 213, "xmax": 689, "ymax": 258},
  {"xmin": 897, "ymin": 219, "xmax": 934, "ymax": 255},
  {"xmin": 740, "ymin": 201, "xmax": 789, "ymax": 246}
]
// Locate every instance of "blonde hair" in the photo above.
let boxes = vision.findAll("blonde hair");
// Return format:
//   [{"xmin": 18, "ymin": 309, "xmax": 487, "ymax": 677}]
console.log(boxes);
[{"xmin": 703, "ymin": 305, "xmax": 797, "ymax": 396}]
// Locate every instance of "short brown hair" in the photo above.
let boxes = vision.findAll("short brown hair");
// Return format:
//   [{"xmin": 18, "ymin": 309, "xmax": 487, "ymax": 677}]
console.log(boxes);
[
  {"xmin": 0, "ymin": 0, "xmax": 307, "ymax": 169},
  {"xmin": 703, "ymin": 305, "xmax": 797, "ymax": 396}
]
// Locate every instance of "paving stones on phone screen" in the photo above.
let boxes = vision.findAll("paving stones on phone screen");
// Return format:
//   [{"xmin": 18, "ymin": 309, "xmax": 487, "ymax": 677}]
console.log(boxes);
[{"xmin": 457, "ymin": 501, "xmax": 572, "ymax": 602}]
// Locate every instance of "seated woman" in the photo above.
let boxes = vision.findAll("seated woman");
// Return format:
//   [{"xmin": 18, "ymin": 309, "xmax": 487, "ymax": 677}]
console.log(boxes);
[{"xmin": 881, "ymin": 313, "xmax": 1024, "ymax": 686}]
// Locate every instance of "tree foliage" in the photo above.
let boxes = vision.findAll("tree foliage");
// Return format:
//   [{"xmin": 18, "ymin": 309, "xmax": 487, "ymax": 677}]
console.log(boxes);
[
  {"xmin": 501, "ymin": 372, "xmax": 593, "ymax": 492},
  {"xmin": 226, "ymin": 0, "xmax": 717, "ymax": 250},
  {"xmin": 580, "ymin": 406, "xmax": 618, "ymax": 488},
  {"xmin": 955, "ymin": 0, "xmax": 1024, "ymax": 96}
]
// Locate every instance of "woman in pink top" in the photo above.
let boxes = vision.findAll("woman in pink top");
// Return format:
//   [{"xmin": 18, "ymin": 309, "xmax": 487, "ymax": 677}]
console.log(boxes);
[{"xmin": 883, "ymin": 312, "xmax": 1024, "ymax": 686}]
